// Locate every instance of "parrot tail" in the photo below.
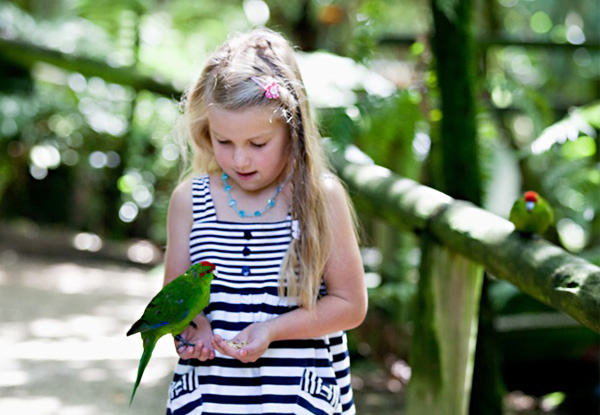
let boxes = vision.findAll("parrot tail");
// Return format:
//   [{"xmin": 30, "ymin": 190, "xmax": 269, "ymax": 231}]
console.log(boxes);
[{"xmin": 129, "ymin": 335, "xmax": 157, "ymax": 406}]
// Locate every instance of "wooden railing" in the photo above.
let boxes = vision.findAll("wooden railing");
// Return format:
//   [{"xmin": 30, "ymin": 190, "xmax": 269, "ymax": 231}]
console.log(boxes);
[{"xmin": 328, "ymin": 144, "xmax": 600, "ymax": 415}]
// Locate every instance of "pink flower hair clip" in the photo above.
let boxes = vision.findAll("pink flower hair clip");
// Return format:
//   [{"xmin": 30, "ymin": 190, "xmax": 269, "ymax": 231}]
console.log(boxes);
[{"xmin": 251, "ymin": 76, "xmax": 280, "ymax": 100}]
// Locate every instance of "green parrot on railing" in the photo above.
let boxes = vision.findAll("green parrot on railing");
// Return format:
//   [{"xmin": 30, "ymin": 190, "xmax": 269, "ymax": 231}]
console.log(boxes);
[
  {"xmin": 126, "ymin": 261, "xmax": 215, "ymax": 405},
  {"xmin": 509, "ymin": 190, "xmax": 554, "ymax": 236}
]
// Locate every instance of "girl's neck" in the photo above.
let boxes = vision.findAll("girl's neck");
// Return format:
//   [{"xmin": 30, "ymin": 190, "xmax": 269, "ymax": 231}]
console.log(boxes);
[{"xmin": 208, "ymin": 173, "xmax": 291, "ymax": 223}]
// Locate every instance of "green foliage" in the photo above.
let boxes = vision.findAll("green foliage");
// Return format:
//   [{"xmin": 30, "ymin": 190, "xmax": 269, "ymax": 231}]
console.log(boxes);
[
  {"xmin": 523, "ymin": 104, "xmax": 600, "ymax": 259},
  {"xmin": 320, "ymin": 91, "xmax": 423, "ymax": 178},
  {"xmin": 1, "ymin": 2, "xmax": 598, "ymax": 407},
  {"xmin": 357, "ymin": 92, "xmax": 423, "ymax": 176}
]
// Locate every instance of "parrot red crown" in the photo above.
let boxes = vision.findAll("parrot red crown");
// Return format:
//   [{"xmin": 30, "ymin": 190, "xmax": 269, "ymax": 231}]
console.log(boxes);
[
  {"xmin": 199, "ymin": 261, "xmax": 216, "ymax": 271},
  {"xmin": 524, "ymin": 191, "xmax": 538, "ymax": 203}
]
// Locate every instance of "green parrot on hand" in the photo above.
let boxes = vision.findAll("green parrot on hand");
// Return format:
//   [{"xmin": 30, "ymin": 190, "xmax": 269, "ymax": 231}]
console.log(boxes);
[
  {"xmin": 126, "ymin": 261, "xmax": 215, "ymax": 405},
  {"xmin": 509, "ymin": 191, "xmax": 554, "ymax": 236}
]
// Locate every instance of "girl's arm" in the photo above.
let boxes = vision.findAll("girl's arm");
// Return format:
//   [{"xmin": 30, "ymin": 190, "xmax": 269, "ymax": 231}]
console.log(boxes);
[
  {"xmin": 213, "ymin": 177, "xmax": 367, "ymax": 362},
  {"xmin": 164, "ymin": 180, "xmax": 193, "ymax": 285},
  {"xmin": 164, "ymin": 179, "xmax": 215, "ymax": 361}
]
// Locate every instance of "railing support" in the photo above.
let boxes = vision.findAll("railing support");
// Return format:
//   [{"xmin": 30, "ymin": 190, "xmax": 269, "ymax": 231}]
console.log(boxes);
[{"xmin": 406, "ymin": 237, "xmax": 484, "ymax": 415}]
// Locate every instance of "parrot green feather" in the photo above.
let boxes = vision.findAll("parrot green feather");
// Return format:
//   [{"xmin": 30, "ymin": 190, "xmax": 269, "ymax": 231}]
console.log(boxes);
[
  {"xmin": 126, "ymin": 261, "xmax": 215, "ymax": 405},
  {"xmin": 509, "ymin": 191, "xmax": 554, "ymax": 235}
]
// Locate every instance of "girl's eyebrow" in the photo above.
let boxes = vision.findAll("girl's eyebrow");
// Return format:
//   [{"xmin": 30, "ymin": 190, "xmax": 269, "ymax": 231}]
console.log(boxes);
[{"xmin": 210, "ymin": 129, "xmax": 270, "ymax": 141}]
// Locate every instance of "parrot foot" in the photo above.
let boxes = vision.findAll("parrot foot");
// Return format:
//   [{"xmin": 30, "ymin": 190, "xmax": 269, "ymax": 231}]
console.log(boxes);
[{"xmin": 174, "ymin": 334, "xmax": 195, "ymax": 348}]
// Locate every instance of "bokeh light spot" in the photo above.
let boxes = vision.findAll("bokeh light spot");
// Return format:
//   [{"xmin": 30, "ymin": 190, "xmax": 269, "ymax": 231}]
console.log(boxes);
[{"xmin": 119, "ymin": 202, "xmax": 139, "ymax": 223}]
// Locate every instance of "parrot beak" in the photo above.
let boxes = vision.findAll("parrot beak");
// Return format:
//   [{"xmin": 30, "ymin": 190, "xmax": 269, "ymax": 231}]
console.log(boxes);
[{"xmin": 525, "ymin": 201, "xmax": 535, "ymax": 212}]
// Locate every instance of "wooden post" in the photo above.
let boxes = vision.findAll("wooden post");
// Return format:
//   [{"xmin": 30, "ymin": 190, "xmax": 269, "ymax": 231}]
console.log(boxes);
[{"xmin": 406, "ymin": 236, "xmax": 484, "ymax": 415}]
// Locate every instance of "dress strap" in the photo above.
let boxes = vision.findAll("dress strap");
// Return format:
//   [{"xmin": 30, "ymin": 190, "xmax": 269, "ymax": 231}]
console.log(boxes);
[{"xmin": 191, "ymin": 174, "xmax": 217, "ymax": 223}]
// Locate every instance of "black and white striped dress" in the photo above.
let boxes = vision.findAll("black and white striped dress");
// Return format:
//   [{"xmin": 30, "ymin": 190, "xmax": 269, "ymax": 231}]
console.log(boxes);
[{"xmin": 166, "ymin": 174, "xmax": 356, "ymax": 415}]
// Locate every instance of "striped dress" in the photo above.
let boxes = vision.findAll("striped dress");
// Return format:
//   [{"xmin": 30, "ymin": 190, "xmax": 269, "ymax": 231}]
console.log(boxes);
[{"xmin": 166, "ymin": 174, "xmax": 356, "ymax": 415}]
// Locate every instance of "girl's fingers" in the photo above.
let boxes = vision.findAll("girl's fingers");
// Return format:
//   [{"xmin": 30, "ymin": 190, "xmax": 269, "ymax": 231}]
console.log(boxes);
[
  {"xmin": 203, "ymin": 347, "xmax": 216, "ymax": 360},
  {"xmin": 212, "ymin": 335, "xmax": 234, "ymax": 356},
  {"xmin": 211, "ymin": 335, "xmax": 225, "ymax": 353},
  {"xmin": 197, "ymin": 343, "xmax": 215, "ymax": 361},
  {"xmin": 210, "ymin": 336, "xmax": 252, "ymax": 362},
  {"xmin": 175, "ymin": 339, "xmax": 215, "ymax": 360},
  {"xmin": 177, "ymin": 346, "xmax": 193, "ymax": 359}
]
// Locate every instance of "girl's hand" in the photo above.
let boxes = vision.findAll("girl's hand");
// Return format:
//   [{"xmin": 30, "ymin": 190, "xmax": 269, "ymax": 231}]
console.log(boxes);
[
  {"xmin": 212, "ymin": 322, "xmax": 272, "ymax": 363},
  {"xmin": 175, "ymin": 314, "xmax": 215, "ymax": 361}
]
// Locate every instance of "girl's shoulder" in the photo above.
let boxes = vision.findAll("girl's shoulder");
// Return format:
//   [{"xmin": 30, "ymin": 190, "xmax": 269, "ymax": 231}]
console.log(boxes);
[
  {"xmin": 170, "ymin": 177, "xmax": 194, "ymax": 206},
  {"xmin": 320, "ymin": 172, "xmax": 342, "ymax": 194},
  {"xmin": 167, "ymin": 178, "xmax": 195, "ymax": 229},
  {"xmin": 319, "ymin": 173, "xmax": 351, "ymax": 211},
  {"xmin": 171, "ymin": 173, "xmax": 213, "ymax": 204}
]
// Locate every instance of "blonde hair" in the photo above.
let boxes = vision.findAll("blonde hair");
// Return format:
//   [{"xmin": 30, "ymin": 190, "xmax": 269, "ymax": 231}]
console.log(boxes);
[{"xmin": 176, "ymin": 28, "xmax": 336, "ymax": 309}]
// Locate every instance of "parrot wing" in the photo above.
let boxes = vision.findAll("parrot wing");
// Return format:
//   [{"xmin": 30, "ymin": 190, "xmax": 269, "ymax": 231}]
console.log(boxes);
[
  {"xmin": 126, "ymin": 276, "xmax": 198, "ymax": 337},
  {"xmin": 538, "ymin": 197, "xmax": 554, "ymax": 224},
  {"xmin": 509, "ymin": 199, "xmax": 526, "ymax": 229}
]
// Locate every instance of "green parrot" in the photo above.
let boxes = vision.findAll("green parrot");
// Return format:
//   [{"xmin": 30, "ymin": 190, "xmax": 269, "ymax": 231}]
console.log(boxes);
[
  {"xmin": 126, "ymin": 261, "xmax": 215, "ymax": 405},
  {"xmin": 509, "ymin": 190, "xmax": 554, "ymax": 236}
]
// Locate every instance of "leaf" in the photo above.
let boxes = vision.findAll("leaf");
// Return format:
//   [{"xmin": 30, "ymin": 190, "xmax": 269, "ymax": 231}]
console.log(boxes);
[{"xmin": 561, "ymin": 136, "xmax": 596, "ymax": 160}]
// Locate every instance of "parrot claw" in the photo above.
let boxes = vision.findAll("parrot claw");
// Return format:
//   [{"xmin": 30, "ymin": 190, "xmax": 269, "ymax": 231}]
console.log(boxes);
[{"xmin": 174, "ymin": 334, "xmax": 195, "ymax": 348}]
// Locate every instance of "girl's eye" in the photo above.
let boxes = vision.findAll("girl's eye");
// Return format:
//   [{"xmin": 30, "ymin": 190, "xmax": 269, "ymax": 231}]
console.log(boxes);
[
  {"xmin": 217, "ymin": 140, "xmax": 230, "ymax": 145},
  {"xmin": 251, "ymin": 142, "xmax": 266, "ymax": 148}
]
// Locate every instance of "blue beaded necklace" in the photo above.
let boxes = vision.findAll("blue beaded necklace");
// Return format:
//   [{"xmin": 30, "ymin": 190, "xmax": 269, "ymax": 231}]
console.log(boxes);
[{"xmin": 221, "ymin": 172, "xmax": 291, "ymax": 218}]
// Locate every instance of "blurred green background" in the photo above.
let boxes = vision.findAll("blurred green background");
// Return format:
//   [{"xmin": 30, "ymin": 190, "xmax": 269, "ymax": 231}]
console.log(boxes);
[{"xmin": 0, "ymin": 0, "xmax": 598, "ymax": 414}]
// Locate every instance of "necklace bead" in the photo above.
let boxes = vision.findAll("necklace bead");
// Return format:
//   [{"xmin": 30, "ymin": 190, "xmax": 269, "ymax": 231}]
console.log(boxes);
[{"xmin": 221, "ymin": 172, "xmax": 291, "ymax": 219}]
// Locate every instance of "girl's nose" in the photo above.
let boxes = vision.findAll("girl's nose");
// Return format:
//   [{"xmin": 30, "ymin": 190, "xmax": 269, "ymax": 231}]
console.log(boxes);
[{"xmin": 232, "ymin": 148, "xmax": 249, "ymax": 169}]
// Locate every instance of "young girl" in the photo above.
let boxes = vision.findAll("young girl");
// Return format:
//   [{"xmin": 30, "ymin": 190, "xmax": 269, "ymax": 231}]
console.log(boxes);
[{"xmin": 163, "ymin": 28, "xmax": 367, "ymax": 415}]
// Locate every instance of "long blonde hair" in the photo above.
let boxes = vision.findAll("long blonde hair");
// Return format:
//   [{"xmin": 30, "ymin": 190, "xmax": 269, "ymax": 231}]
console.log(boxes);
[{"xmin": 176, "ymin": 29, "xmax": 337, "ymax": 309}]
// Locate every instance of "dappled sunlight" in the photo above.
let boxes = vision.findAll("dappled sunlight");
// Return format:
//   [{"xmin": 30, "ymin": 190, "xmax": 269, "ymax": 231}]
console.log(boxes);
[
  {"xmin": 296, "ymin": 51, "xmax": 395, "ymax": 108},
  {"xmin": 2, "ymin": 334, "xmax": 176, "ymax": 362},
  {"xmin": 0, "ymin": 368, "xmax": 29, "ymax": 388},
  {"xmin": 72, "ymin": 232, "xmax": 103, "ymax": 253},
  {"xmin": 394, "ymin": 183, "xmax": 452, "ymax": 220},
  {"xmin": 127, "ymin": 240, "xmax": 162, "ymax": 264},
  {"xmin": 443, "ymin": 204, "xmax": 514, "ymax": 243},
  {"xmin": 7, "ymin": 257, "xmax": 160, "ymax": 298},
  {"xmin": 344, "ymin": 144, "xmax": 374, "ymax": 165},
  {"xmin": 0, "ymin": 253, "xmax": 176, "ymax": 414},
  {"xmin": 29, "ymin": 315, "xmax": 117, "ymax": 338},
  {"xmin": 0, "ymin": 397, "xmax": 62, "ymax": 415},
  {"xmin": 529, "ymin": 243, "xmax": 564, "ymax": 263},
  {"xmin": 0, "ymin": 322, "xmax": 28, "ymax": 343},
  {"xmin": 349, "ymin": 164, "xmax": 391, "ymax": 187}
]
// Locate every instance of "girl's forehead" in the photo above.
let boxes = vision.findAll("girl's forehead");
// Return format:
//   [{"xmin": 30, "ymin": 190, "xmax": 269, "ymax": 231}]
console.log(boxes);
[
  {"xmin": 208, "ymin": 104, "xmax": 279, "ymax": 119},
  {"xmin": 207, "ymin": 105, "xmax": 287, "ymax": 138}
]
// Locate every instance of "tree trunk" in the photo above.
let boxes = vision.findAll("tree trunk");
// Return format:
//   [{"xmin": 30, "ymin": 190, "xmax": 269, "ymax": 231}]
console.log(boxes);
[
  {"xmin": 430, "ymin": 0, "xmax": 481, "ymax": 205},
  {"xmin": 429, "ymin": 0, "xmax": 503, "ymax": 413}
]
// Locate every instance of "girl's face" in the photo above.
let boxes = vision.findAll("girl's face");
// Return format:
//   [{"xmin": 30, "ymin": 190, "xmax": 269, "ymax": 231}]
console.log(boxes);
[{"xmin": 208, "ymin": 105, "xmax": 290, "ymax": 194}]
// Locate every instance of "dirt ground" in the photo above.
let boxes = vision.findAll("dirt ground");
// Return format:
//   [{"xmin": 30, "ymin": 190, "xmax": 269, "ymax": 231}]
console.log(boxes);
[
  {"xmin": 0, "ymin": 251, "xmax": 176, "ymax": 414},
  {"xmin": 0, "ymin": 250, "xmax": 405, "ymax": 415}
]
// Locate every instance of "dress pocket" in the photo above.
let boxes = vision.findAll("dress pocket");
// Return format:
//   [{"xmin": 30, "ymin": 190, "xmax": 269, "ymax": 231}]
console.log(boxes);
[
  {"xmin": 167, "ymin": 368, "xmax": 203, "ymax": 415},
  {"xmin": 295, "ymin": 368, "xmax": 341, "ymax": 415}
]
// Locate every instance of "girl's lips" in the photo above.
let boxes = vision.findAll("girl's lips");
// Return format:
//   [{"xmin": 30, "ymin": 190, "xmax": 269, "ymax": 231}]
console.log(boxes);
[{"xmin": 235, "ymin": 171, "xmax": 257, "ymax": 180}]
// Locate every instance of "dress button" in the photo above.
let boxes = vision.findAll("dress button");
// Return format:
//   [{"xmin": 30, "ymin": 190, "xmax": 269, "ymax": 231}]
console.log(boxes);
[
  {"xmin": 241, "ymin": 266, "xmax": 250, "ymax": 276},
  {"xmin": 244, "ymin": 230, "xmax": 252, "ymax": 240},
  {"xmin": 242, "ymin": 246, "xmax": 251, "ymax": 256}
]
